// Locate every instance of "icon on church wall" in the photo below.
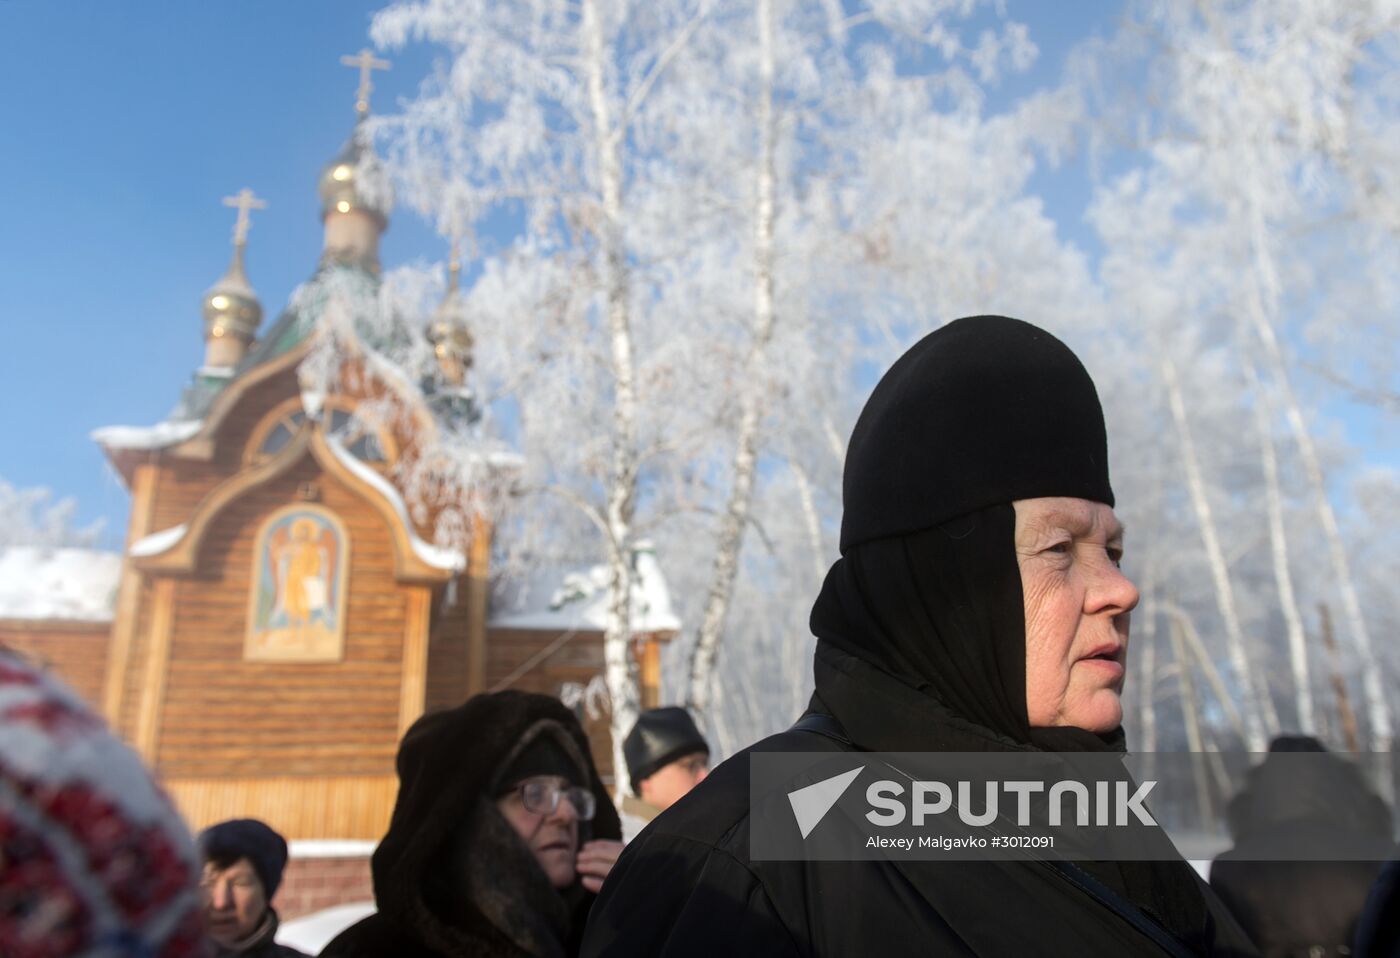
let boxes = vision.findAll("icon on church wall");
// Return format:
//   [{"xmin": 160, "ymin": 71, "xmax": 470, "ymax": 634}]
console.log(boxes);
[{"xmin": 246, "ymin": 505, "xmax": 349, "ymax": 662}]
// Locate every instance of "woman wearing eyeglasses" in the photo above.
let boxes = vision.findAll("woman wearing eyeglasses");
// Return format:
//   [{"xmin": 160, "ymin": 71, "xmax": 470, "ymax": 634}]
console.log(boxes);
[{"xmin": 322, "ymin": 690, "xmax": 624, "ymax": 958}]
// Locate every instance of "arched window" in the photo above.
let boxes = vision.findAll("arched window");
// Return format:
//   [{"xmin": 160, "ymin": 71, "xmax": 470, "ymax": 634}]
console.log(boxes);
[{"xmin": 245, "ymin": 396, "xmax": 398, "ymax": 468}]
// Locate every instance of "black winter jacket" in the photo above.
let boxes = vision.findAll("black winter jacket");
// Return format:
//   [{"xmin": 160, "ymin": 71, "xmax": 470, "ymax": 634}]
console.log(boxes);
[
  {"xmin": 1210, "ymin": 749, "xmax": 1396, "ymax": 958},
  {"xmin": 582, "ymin": 647, "xmax": 1258, "ymax": 958}
]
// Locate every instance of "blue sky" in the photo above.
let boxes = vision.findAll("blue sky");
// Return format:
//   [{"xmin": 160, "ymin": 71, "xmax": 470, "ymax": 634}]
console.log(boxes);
[
  {"xmin": 0, "ymin": 0, "xmax": 445, "ymax": 546},
  {"xmin": 23, "ymin": 0, "xmax": 1362, "ymax": 550}
]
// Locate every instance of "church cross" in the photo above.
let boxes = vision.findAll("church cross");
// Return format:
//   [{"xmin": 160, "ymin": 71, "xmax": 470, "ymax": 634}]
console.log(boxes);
[
  {"xmin": 341, "ymin": 48, "xmax": 391, "ymax": 116},
  {"xmin": 222, "ymin": 188, "xmax": 268, "ymax": 246}
]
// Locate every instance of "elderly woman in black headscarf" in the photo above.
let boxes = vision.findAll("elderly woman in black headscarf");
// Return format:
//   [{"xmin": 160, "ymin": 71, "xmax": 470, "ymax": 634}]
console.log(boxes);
[
  {"xmin": 323, "ymin": 690, "xmax": 623, "ymax": 958},
  {"xmin": 581, "ymin": 316, "xmax": 1258, "ymax": 957}
]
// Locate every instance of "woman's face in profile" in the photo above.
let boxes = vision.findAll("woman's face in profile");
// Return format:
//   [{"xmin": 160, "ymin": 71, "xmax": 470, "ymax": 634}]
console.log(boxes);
[
  {"xmin": 1014, "ymin": 497, "xmax": 1139, "ymax": 732},
  {"xmin": 496, "ymin": 774, "xmax": 583, "ymax": 888}
]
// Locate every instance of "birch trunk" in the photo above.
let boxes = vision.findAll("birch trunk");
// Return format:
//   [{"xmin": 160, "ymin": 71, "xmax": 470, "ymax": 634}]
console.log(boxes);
[
  {"xmin": 687, "ymin": 0, "xmax": 777, "ymax": 715},
  {"xmin": 1136, "ymin": 559, "xmax": 1160, "ymax": 787},
  {"xmin": 1161, "ymin": 355, "xmax": 1273, "ymax": 750},
  {"xmin": 1165, "ymin": 602, "xmax": 1247, "ymax": 741},
  {"xmin": 583, "ymin": 0, "xmax": 641, "ymax": 795},
  {"xmin": 1137, "ymin": 563, "xmax": 1159, "ymax": 755},
  {"xmin": 788, "ymin": 461, "xmax": 826, "ymax": 716},
  {"xmin": 1318, "ymin": 602, "xmax": 1362, "ymax": 752},
  {"xmin": 1170, "ymin": 609, "xmax": 1215, "ymax": 827},
  {"xmin": 1244, "ymin": 207, "xmax": 1392, "ymax": 754},
  {"xmin": 1137, "ymin": 458, "xmax": 1166, "ymax": 761},
  {"xmin": 1242, "ymin": 349, "xmax": 1314, "ymax": 733}
]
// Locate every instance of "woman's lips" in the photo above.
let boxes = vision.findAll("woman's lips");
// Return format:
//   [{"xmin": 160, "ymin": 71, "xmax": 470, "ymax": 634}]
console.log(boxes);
[{"xmin": 1078, "ymin": 656, "xmax": 1125, "ymax": 680}]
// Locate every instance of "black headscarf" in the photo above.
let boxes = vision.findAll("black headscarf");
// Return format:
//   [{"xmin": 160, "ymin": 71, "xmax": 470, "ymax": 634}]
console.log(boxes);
[
  {"xmin": 810, "ymin": 504, "xmax": 1212, "ymax": 948},
  {"xmin": 812, "ymin": 504, "xmax": 1122, "ymax": 753}
]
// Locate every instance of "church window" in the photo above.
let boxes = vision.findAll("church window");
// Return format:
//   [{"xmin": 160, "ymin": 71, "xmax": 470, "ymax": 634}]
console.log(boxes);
[{"xmin": 245, "ymin": 396, "xmax": 397, "ymax": 468}]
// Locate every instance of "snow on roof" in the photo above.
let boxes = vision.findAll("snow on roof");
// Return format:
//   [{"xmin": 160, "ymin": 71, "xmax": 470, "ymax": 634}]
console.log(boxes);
[
  {"xmin": 129, "ymin": 524, "xmax": 188, "ymax": 558},
  {"xmin": 120, "ymin": 439, "xmax": 467, "ymax": 572},
  {"xmin": 276, "ymin": 902, "xmax": 376, "ymax": 953},
  {"xmin": 323, "ymin": 437, "xmax": 466, "ymax": 572},
  {"xmin": 490, "ymin": 545, "xmax": 681, "ymax": 634},
  {"xmin": 90, "ymin": 419, "xmax": 202, "ymax": 451},
  {"xmin": 288, "ymin": 839, "xmax": 377, "ymax": 859},
  {"xmin": 0, "ymin": 547, "xmax": 121, "ymax": 622}
]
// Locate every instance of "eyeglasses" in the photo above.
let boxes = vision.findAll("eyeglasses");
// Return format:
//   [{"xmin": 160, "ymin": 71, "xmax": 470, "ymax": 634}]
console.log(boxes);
[
  {"xmin": 678, "ymin": 755, "xmax": 709, "ymax": 777},
  {"xmin": 512, "ymin": 780, "xmax": 597, "ymax": 821}
]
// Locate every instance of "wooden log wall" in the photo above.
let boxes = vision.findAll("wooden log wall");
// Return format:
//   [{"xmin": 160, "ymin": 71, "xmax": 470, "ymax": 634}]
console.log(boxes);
[
  {"xmin": 163, "ymin": 775, "xmax": 397, "ymax": 840},
  {"xmin": 425, "ymin": 580, "xmax": 472, "ymax": 713},
  {"xmin": 485, "ymin": 627, "xmax": 614, "ymax": 784},
  {"xmin": 0, "ymin": 620, "xmax": 112, "ymax": 709},
  {"xmin": 153, "ymin": 457, "xmax": 406, "ymax": 780}
]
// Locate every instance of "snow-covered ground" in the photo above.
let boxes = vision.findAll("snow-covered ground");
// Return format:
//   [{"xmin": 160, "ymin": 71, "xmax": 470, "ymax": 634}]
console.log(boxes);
[
  {"xmin": 0, "ymin": 547, "xmax": 120, "ymax": 621},
  {"xmin": 288, "ymin": 839, "xmax": 377, "ymax": 859},
  {"xmin": 277, "ymin": 902, "xmax": 376, "ymax": 953}
]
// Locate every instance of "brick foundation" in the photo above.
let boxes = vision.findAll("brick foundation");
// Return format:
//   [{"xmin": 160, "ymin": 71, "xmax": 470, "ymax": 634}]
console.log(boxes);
[{"xmin": 275, "ymin": 855, "xmax": 374, "ymax": 921}]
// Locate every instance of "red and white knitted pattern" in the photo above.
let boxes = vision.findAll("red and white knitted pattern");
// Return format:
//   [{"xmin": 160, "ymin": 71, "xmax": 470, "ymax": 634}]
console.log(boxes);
[{"xmin": 0, "ymin": 653, "xmax": 208, "ymax": 957}]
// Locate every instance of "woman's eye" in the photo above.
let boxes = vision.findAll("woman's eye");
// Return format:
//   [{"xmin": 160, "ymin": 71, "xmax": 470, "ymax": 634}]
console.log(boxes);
[
  {"xmin": 1046, "ymin": 542, "xmax": 1071, "ymax": 554},
  {"xmin": 1107, "ymin": 548, "xmax": 1124, "ymax": 568}
]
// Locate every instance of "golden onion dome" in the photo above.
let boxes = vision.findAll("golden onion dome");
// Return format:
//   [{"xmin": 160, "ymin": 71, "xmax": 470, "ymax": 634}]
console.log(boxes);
[
  {"xmin": 318, "ymin": 119, "xmax": 393, "ymax": 225},
  {"xmin": 426, "ymin": 255, "xmax": 474, "ymax": 384},
  {"xmin": 201, "ymin": 243, "xmax": 262, "ymax": 343}
]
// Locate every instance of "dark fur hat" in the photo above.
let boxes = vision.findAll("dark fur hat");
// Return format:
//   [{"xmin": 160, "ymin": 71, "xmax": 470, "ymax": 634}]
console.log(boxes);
[{"xmin": 355, "ymin": 691, "xmax": 620, "ymax": 958}]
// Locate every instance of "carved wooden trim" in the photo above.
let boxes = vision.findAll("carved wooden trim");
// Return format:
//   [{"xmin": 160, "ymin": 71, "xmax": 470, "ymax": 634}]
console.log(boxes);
[
  {"xmin": 132, "ymin": 427, "xmax": 314, "ymax": 574},
  {"xmin": 132, "ymin": 426, "xmax": 453, "ymax": 585},
  {"xmin": 103, "ymin": 462, "xmax": 158, "ymax": 724},
  {"xmin": 170, "ymin": 342, "xmax": 311, "ymax": 461},
  {"xmin": 465, "ymin": 514, "xmax": 492, "ymax": 696},
  {"xmin": 134, "ymin": 577, "xmax": 177, "ymax": 764},
  {"xmin": 398, "ymin": 587, "xmax": 432, "ymax": 737}
]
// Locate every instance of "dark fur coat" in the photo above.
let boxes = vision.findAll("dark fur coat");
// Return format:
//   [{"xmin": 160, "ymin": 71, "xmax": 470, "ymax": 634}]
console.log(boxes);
[{"xmin": 321, "ymin": 691, "xmax": 621, "ymax": 958}]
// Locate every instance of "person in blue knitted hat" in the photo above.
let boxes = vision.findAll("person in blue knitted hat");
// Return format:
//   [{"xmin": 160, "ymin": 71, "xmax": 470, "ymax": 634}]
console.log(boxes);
[{"xmin": 199, "ymin": 818, "xmax": 307, "ymax": 957}]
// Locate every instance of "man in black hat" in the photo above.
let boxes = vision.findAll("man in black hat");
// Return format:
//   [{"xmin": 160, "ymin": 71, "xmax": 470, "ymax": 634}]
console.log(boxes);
[
  {"xmin": 581, "ymin": 316, "xmax": 1257, "ymax": 957},
  {"xmin": 619, "ymin": 707, "xmax": 710, "ymax": 842},
  {"xmin": 199, "ymin": 818, "xmax": 308, "ymax": 957},
  {"xmin": 1210, "ymin": 736, "xmax": 1396, "ymax": 957}
]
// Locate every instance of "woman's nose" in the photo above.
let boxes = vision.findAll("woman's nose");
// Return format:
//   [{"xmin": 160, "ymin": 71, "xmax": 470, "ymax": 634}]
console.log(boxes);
[
  {"xmin": 552, "ymin": 796, "xmax": 581, "ymax": 822},
  {"xmin": 1096, "ymin": 562, "xmax": 1140, "ymax": 615}
]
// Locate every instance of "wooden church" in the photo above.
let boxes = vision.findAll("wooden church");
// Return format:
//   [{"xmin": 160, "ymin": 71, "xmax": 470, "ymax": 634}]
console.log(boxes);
[{"xmin": 1, "ymin": 55, "xmax": 678, "ymax": 875}]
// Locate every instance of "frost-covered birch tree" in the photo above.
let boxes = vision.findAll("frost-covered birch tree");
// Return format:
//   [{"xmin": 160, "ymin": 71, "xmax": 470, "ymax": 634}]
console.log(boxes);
[
  {"xmin": 1083, "ymin": 0, "xmax": 1400, "ymax": 753},
  {"xmin": 0, "ymin": 480, "xmax": 106, "ymax": 549},
  {"xmin": 354, "ymin": 0, "xmax": 1397, "ymax": 768},
  {"xmin": 366, "ymin": 0, "xmax": 1074, "ymax": 755},
  {"xmin": 663, "ymin": 0, "xmax": 1054, "ymax": 715},
  {"xmin": 369, "ymin": 0, "xmax": 737, "ymax": 790}
]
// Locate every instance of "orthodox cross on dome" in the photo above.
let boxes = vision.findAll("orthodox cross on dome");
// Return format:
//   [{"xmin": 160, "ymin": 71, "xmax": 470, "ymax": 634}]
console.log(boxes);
[
  {"xmin": 340, "ymin": 48, "xmax": 391, "ymax": 116},
  {"xmin": 222, "ymin": 188, "xmax": 268, "ymax": 247},
  {"xmin": 447, "ymin": 233, "xmax": 462, "ymax": 291}
]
